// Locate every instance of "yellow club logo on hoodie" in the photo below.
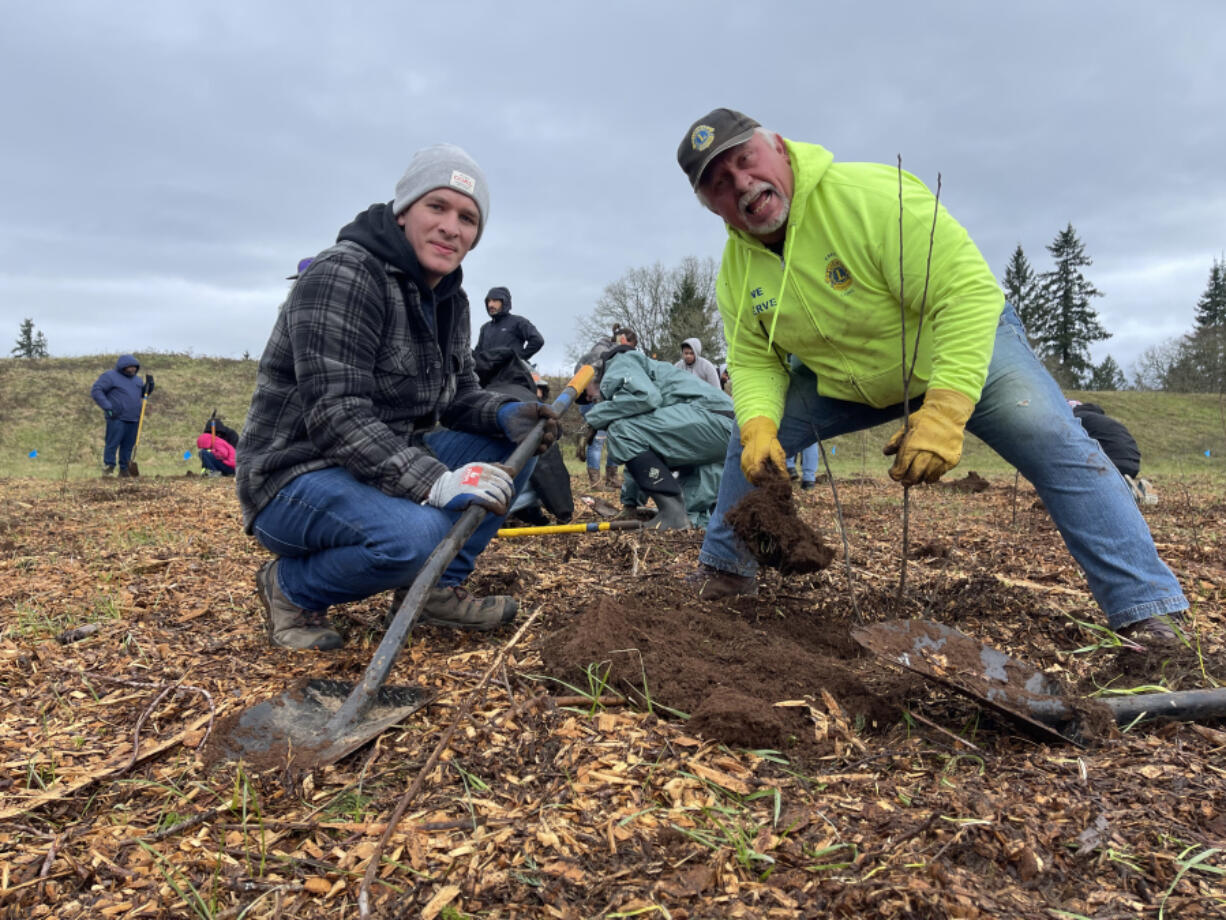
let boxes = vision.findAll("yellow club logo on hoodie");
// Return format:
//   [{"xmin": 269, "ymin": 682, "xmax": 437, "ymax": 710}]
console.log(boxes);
[{"xmin": 825, "ymin": 257, "xmax": 853, "ymax": 292}]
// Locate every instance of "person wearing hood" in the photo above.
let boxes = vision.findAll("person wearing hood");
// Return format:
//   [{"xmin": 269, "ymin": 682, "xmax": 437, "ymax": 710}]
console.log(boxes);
[
  {"xmin": 1068, "ymin": 400, "xmax": 1154, "ymax": 504},
  {"xmin": 583, "ymin": 338, "xmax": 735, "ymax": 529},
  {"xmin": 90, "ymin": 354, "xmax": 154, "ymax": 477},
  {"xmin": 473, "ymin": 285, "xmax": 544, "ymax": 369},
  {"xmin": 675, "ymin": 337, "xmax": 722, "ymax": 389},
  {"xmin": 237, "ymin": 144, "xmax": 559, "ymax": 652},
  {"xmin": 675, "ymin": 107, "xmax": 1189, "ymax": 647}
]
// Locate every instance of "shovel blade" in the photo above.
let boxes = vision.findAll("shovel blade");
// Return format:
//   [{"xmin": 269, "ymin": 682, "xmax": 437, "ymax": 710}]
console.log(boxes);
[
  {"xmin": 852, "ymin": 619, "xmax": 1078, "ymax": 745},
  {"xmin": 208, "ymin": 678, "xmax": 431, "ymax": 771}
]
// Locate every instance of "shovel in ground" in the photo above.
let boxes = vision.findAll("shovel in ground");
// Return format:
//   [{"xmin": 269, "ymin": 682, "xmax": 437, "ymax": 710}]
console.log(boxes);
[
  {"xmin": 127, "ymin": 374, "xmax": 154, "ymax": 477},
  {"xmin": 210, "ymin": 365, "xmax": 597, "ymax": 771},
  {"xmin": 853, "ymin": 618, "xmax": 1226, "ymax": 745}
]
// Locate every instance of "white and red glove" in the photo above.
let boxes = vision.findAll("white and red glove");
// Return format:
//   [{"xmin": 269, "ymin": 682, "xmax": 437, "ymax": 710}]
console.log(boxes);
[{"xmin": 426, "ymin": 462, "xmax": 514, "ymax": 514}]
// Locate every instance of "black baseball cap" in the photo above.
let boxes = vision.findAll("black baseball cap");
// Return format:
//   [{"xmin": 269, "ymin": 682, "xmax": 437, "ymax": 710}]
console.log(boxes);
[{"xmin": 677, "ymin": 108, "xmax": 760, "ymax": 190}]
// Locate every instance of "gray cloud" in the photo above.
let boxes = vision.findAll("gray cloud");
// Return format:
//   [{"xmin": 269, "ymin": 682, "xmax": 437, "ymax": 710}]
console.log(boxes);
[{"xmin": 3, "ymin": 1, "xmax": 1223, "ymax": 379}]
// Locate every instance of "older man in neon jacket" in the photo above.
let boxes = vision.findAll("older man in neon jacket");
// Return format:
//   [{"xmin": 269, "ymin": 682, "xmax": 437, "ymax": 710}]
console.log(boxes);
[{"xmin": 676, "ymin": 107, "xmax": 1187, "ymax": 646}]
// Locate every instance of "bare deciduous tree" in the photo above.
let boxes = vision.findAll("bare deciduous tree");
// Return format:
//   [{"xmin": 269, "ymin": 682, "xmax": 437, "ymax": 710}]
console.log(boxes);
[{"xmin": 570, "ymin": 257, "xmax": 721, "ymax": 365}]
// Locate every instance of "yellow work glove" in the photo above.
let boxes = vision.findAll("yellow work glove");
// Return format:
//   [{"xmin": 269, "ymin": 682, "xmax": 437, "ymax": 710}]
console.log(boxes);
[
  {"xmin": 739, "ymin": 416, "xmax": 788, "ymax": 484},
  {"xmin": 882, "ymin": 388, "xmax": 976, "ymax": 486}
]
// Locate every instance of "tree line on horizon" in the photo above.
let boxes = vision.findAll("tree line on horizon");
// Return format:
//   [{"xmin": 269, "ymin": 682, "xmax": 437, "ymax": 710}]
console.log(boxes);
[
  {"xmin": 1003, "ymin": 226, "xmax": 1226, "ymax": 393},
  {"xmin": 572, "ymin": 228, "xmax": 1225, "ymax": 395},
  {"xmin": 12, "ymin": 239, "xmax": 1226, "ymax": 396}
]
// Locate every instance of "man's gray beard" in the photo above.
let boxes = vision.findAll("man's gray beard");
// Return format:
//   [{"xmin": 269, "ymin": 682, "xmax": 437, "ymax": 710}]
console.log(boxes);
[{"xmin": 738, "ymin": 181, "xmax": 790, "ymax": 235}]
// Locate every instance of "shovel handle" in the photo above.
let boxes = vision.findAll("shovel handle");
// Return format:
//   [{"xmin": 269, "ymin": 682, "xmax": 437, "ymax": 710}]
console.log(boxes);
[
  {"xmin": 323, "ymin": 365, "xmax": 598, "ymax": 738},
  {"xmin": 496, "ymin": 520, "xmax": 644, "ymax": 537},
  {"xmin": 1098, "ymin": 688, "xmax": 1226, "ymax": 725}
]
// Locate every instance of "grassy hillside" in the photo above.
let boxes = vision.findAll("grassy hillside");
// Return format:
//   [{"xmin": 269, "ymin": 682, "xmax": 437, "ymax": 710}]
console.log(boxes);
[
  {"xmin": 0, "ymin": 353, "xmax": 258, "ymax": 479},
  {"xmin": 2, "ymin": 355, "xmax": 1224, "ymax": 480}
]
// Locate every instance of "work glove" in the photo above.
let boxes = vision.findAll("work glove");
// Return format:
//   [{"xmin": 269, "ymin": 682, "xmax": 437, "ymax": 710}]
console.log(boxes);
[
  {"xmin": 496, "ymin": 401, "xmax": 560, "ymax": 454},
  {"xmin": 739, "ymin": 416, "xmax": 788, "ymax": 485},
  {"xmin": 575, "ymin": 425, "xmax": 596, "ymax": 463},
  {"xmin": 426, "ymin": 462, "xmax": 515, "ymax": 514},
  {"xmin": 143, "ymin": 374, "xmax": 155, "ymax": 396},
  {"xmin": 883, "ymin": 388, "xmax": 976, "ymax": 486}
]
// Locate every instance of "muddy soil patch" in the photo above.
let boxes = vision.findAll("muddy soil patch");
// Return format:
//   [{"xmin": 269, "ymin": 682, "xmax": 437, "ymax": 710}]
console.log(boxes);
[{"xmin": 538, "ymin": 580, "xmax": 916, "ymax": 763}]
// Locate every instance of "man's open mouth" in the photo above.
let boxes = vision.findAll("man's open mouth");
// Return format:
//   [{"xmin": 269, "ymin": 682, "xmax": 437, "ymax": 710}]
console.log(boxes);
[{"xmin": 742, "ymin": 188, "xmax": 773, "ymax": 219}]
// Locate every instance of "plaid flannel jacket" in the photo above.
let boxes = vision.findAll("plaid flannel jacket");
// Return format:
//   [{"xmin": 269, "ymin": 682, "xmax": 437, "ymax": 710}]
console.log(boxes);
[{"xmin": 237, "ymin": 240, "xmax": 507, "ymax": 531}]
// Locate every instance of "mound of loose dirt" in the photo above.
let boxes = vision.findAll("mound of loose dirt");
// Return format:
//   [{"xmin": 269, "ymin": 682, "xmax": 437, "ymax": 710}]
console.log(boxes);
[{"xmin": 539, "ymin": 578, "xmax": 918, "ymax": 761}]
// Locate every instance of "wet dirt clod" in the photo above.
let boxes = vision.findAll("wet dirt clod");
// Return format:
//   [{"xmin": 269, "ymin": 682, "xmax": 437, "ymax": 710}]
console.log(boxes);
[{"xmin": 724, "ymin": 475, "xmax": 835, "ymax": 574}]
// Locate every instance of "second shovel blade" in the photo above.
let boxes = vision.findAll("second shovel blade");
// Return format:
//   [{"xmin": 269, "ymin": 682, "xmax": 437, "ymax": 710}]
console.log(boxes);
[{"xmin": 852, "ymin": 619, "xmax": 1078, "ymax": 745}]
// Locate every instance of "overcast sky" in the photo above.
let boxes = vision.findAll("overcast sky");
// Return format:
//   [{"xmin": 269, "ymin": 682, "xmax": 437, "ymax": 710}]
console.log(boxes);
[{"xmin": 3, "ymin": 1, "xmax": 1223, "ymax": 378}]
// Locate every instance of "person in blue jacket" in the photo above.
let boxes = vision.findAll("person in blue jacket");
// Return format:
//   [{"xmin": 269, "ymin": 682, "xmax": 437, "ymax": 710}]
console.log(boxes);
[{"xmin": 90, "ymin": 354, "xmax": 154, "ymax": 477}]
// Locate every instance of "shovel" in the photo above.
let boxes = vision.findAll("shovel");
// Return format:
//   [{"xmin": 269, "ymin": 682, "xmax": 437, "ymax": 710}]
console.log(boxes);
[
  {"xmin": 853, "ymin": 618, "xmax": 1226, "ymax": 745},
  {"xmin": 128, "ymin": 374, "xmax": 154, "ymax": 477},
  {"xmin": 211, "ymin": 365, "xmax": 597, "ymax": 770},
  {"xmin": 495, "ymin": 520, "xmax": 645, "ymax": 537}
]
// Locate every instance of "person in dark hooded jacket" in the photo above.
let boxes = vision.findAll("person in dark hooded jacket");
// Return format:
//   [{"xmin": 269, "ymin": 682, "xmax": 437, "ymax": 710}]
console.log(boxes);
[
  {"xmin": 237, "ymin": 144, "xmax": 559, "ymax": 652},
  {"xmin": 90, "ymin": 354, "xmax": 154, "ymax": 476},
  {"xmin": 473, "ymin": 286, "xmax": 544, "ymax": 367},
  {"xmin": 1068, "ymin": 400, "xmax": 1155, "ymax": 504}
]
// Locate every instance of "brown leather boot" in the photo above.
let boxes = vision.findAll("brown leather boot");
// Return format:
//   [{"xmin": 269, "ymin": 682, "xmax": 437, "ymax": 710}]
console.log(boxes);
[
  {"xmin": 685, "ymin": 563, "xmax": 758, "ymax": 599},
  {"xmin": 604, "ymin": 468, "xmax": 622, "ymax": 489},
  {"xmin": 588, "ymin": 468, "xmax": 601, "ymax": 486},
  {"xmin": 256, "ymin": 561, "xmax": 343, "ymax": 650}
]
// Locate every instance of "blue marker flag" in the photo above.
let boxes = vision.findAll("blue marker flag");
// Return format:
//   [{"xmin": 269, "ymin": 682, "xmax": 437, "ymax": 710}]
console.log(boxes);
[
  {"xmin": 28, "ymin": 450, "xmax": 37, "ymax": 458},
  {"xmin": 1206, "ymin": 450, "xmax": 1212, "ymax": 458},
  {"xmin": 830, "ymin": 445, "xmax": 836, "ymax": 455},
  {"xmin": 184, "ymin": 450, "xmax": 193, "ymax": 460}
]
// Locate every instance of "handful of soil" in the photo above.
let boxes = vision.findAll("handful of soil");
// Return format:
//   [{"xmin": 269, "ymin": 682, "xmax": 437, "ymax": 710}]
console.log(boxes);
[{"xmin": 725, "ymin": 474, "xmax": 835, "ymax": 575}]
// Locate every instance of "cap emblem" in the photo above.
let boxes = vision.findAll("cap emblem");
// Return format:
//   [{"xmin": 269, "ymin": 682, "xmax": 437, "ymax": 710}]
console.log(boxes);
[
  {"xmin": 690, "ymin": 125, "xmax": 715, "ymax": 151},
  {"xmin": 449, "ymin": 170, "xmax": 475, "ymax": 194}
]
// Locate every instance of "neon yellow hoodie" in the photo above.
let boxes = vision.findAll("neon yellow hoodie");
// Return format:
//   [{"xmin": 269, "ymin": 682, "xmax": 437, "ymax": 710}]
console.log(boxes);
[{"xmin": 717, "ymin": 140, "xmax": 1004, "ymax": 424}]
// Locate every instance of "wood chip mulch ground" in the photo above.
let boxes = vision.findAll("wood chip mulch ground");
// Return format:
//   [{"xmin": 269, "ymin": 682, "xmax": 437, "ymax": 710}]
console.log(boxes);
[{"xmin": 0, "ymin": 471, "xmax": 1223, "ymax": 919}]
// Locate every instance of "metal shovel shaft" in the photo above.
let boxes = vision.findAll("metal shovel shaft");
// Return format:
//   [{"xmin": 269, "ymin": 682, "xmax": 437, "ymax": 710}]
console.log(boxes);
[
  {"xmin": 993, "ymin": 684, "xmax": 1226, "ymax": 726},
  {"xmin": 320, "ymin": 365, "xmax": 596, "ymax": 742}
]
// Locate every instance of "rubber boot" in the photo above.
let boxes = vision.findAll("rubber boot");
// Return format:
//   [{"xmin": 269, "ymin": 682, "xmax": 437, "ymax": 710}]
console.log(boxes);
[
  {"xmin": 642, "ymin": 491, "xmax": 691, "ymax": 530},
  {"xmin": 604, "ymin": 467, "xmax": 622, "ymax": 489},
  {"xmin": 624, "ymin": 451, "xmax": 690, "ymax": 531}
]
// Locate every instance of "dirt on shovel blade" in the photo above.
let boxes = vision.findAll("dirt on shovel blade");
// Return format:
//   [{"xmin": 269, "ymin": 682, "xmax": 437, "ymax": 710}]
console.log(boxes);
[
  {"xmin": 725, "ymin": 474, "xmax": 835, "ymax": 574},
  {"xmin": 203, "ymin": 678, "xmax": 431, "ymax": 773}
]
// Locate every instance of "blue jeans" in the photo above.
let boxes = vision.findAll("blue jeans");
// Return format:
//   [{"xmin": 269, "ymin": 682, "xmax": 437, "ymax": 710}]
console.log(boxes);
[
  {"xmin": 200, "ymin": 450, "xmax": 235, "ymax": 476},
  {"xmin": 579, "ymin": 404, "xmax": 617, "ymax": 474},
  {"xmin": 103, "ymin": 418, "xmax": 139, "ymax": 469},
  {"xmin": 700, "ymin": 303, "xmax": 1187, "ymax": 630},
  {"xmin": 785, "ymin": 443, "xmax": 819, "ymax": 482},
  {"xmin": 251, "ymin": 429, "xmax": 534, "ymax": 611}
]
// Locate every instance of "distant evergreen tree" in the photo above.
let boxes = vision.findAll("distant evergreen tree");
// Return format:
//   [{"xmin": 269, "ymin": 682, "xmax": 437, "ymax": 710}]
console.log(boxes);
[
  {"xmin": 1194, "ymin": 256, "xmax": 1226, "ymax": 329},
  {"xmin": 1036, "ymin": 224, "xmax": 1110, "ymax": 387},
  {"xmin": 666, "ymin": 256, "xmax": 723, "ymax": 363},
  {"xmin": 1000, "ymin": 243, "xmax": 1048, "ymax": 346},
  {"xmin": 1086, "ymin": 355, "xmax": 1126, "ymax": 391},
  {"xmin": 11, "ymin": 318, "xmax": 49, "ymax": 358}
]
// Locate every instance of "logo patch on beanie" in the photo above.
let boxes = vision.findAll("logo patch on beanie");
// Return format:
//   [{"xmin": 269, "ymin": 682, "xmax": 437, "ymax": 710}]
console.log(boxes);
[
  {"xmin": 449, "ymin": 170, "xmax": 476, "ymax": 195},
  {"xmin": 691, "ymin": 125, "xmax": 715, "ymax": 151}
]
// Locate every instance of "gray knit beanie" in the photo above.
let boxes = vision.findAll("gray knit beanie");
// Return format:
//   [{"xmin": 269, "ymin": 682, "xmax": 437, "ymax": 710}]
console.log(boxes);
[{"xmin": 392, "ymin": 143, "xmax": 489, "ymax": 248}]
